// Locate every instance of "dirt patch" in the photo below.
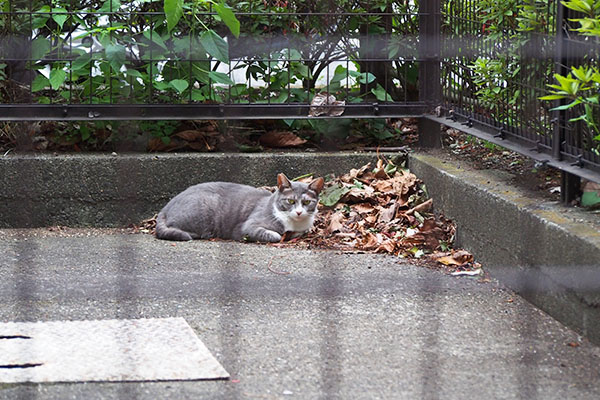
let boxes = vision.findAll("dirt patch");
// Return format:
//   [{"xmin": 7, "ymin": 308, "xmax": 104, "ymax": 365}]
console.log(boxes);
[{"xmin": 439, "ymin": 127, "xmax": 562, "ymax": 202}]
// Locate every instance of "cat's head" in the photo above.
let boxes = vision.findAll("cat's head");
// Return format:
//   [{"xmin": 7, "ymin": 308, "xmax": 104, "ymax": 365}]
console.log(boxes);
[{"xmin": 274, "ymin": 173, "xmax": 324, "ymax": 222}]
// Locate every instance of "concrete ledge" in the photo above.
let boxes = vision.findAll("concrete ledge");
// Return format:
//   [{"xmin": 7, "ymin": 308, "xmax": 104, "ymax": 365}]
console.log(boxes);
[
  {"xmin": 408, "ymin": 152, "xmax": 600, "ymax": 344},
  {"xmin": 0, "ymin": 152, "xmax": 382, "ymax": 228}
]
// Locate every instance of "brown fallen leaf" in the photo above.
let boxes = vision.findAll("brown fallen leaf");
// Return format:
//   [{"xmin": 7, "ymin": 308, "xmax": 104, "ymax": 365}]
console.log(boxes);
[
  {"xmin": 344, "ymin": 164, "xmax": 371, "ymax": 183},
  {"xmin": 359, "ymin": 232, "xmax": 380, "ymax": 250},
  {"xmin": 341, "ymin": 186, "xmax": 375, "ymax": 203},
  {"xmin": 378, "ymin": 203, "xmax": 398, "ymax": 223},
  {"xmin": 175, "ymin": 129, "xmax": 207, "ymax": 141},
  {"xmin": 353, "ymin": 203, "xmax": 376, "ymax": 214},
  {"xmin": 147, "ymin": 137, "xmax": 185, "ymax": 152},
  {"xmin": 436, "ymin": 249, "xmax": 474, "ymax": 266},
  {"xmin": 376, "ymin": 239, "xmax": 397, "ymax": 254},
  {"xmin": 328, "ymin": 211, "xmax": 345, "ymax": 233},
  {"xmin": 259, "ymin": 131, "xmax": 307, "ymax": 148}
]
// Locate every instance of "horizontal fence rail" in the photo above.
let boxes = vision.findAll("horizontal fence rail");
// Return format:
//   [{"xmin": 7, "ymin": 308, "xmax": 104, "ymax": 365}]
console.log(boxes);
[{"xmin": 0, "ymin": 0, "xmax": 599, "ymax": 185}]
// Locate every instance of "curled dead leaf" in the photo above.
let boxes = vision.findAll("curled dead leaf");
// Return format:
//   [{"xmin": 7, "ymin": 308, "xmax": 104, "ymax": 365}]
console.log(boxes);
[
  {"xmin": 259, "ymin": 131, "xmax": 307, "ymax": 148},
  {"xmin": 436, "ymin": 250, "xmax": 474, "ymax": 266},
  {"xmin": 309, "ymin": 93, "xmax": 345, "ymax": 117}
]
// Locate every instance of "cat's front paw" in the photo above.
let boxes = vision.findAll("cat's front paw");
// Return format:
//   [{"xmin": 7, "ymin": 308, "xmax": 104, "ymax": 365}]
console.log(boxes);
[{"xmin": 261, "ymin": 230, "xmax": 282, "ymax": 243}]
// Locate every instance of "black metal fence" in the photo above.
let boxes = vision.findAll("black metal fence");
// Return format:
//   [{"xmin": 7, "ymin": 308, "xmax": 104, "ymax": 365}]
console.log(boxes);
[
  {"xmin": 438, "ymin": 0, "xmax": 600, "ymax": 198},
  {"xmin": 0, "ymin": 0, "xmax": 426, "ymax": 119},
  {"xmin": 1, "ymin": 0, "xmax": 600, "ymax": 190}
]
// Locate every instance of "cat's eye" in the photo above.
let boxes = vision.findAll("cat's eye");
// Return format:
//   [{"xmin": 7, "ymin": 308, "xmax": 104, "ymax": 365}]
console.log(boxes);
[
  {"xmin": 302, "ymin": 200, "xmax": 311, "ymax": 206},
  {"xmin": 287, "ymin": 199, "xmax": 296, "ymax": 205}
]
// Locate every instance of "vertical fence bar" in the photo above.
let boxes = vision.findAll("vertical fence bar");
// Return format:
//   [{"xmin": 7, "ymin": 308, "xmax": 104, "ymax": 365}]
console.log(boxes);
[
  {"xmin": 553, "ymin": 2, "xmax": 567, "ymax": 162},
  {"xmin": 554, "ymin": 2, "xmax": 581, "ymax": 204},
  {"xmin": 418, "ymin": 0, "xmax": 441, "ymax": 148}
]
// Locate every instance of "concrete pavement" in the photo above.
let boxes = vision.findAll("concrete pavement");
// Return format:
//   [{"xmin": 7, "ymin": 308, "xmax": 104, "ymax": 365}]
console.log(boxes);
[{"xmin": 1, "ymin": 229, "xmax": 599, "ymax": 399}]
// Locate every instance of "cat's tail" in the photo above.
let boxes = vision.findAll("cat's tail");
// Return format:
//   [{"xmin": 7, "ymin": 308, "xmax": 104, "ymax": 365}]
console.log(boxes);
[{"xmin": 155, "ymin": 212, "xmax": 194, "ymax": 241}]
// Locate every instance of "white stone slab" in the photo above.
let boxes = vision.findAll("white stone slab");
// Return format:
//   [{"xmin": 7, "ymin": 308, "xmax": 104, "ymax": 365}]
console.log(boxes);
[{"xmin": 0, "ymin": 317, "xmax": 229, "ymax": 383}]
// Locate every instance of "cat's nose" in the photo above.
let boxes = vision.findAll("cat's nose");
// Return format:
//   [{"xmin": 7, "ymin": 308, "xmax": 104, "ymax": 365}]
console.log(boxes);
[{"xmin": 296, "ymin": 210, "xmax": 302, "ymax": 216}]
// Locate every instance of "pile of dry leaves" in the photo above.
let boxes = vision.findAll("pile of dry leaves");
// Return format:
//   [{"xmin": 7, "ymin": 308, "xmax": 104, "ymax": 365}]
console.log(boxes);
[
  {"xmin": 286, "ymin": 158, "xmax": 481, "ymax": 274},
  {"xmin": 138, "ymin": 158, "xmax": 481, "ymax": 274}
]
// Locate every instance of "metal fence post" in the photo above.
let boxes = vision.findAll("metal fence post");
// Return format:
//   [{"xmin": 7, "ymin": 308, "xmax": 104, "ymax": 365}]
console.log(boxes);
[
  {"xmin": 418, "ymin": 0, "xmax": 442, "ymax": 148},
  {"xmin": 554, "ymin": 2, "xmax": 581, "ymax": 204}
]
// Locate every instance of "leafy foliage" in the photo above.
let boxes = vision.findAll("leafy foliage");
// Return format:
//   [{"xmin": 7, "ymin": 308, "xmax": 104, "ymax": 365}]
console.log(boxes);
[
  {"xmin": 0, "ymin": 0, "xmax": 420, "ymax": 148},
  {"xmin": 1, "ymin": 0, "xmax": 240, "ymax": 107},
  {"xmin": 539, "ymin": 0, "xmax": 600, "ymax": 149},
  {"xmin": 465, "ymin": 0, "xmax": 553, "ymax": 126},
  {"xmin": 541, "ymin": 65, "xmax": 600, "ymax": 140}
]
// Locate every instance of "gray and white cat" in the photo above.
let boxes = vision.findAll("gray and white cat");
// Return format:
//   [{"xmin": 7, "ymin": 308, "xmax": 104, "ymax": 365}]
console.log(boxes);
[{"xmin": 155, "ymin": 174, "xmax": 324, "ymax": 242}]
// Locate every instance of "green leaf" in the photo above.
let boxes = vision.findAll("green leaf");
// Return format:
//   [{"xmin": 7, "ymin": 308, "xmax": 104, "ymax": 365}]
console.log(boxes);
[
  {"xmin": 31, "ymin": 37, "xmax": 51, "ymax": 60},
  {"xmin": 287, "ymin": 49, "xmax": 302, "ymax": 61},
  {"xmin": 371, "ymin": 84, "xmax": 392, "ymax": 101},
  {"xmin": 539, "ymin": 94, "xmax": 568, "ymax": 100},
  {"xmin": 236, "ymin": 144, "xmax": 263, "ymax": 153},
  {"xmin": 71, "ymin": 54, "xmax": 92, "ymax": 72},
  {"xmin": 357, "ymin": 72, "xmax": 376, "ymax": 84},
  {"xmin": 551, "ymin": 99, "xmax": 582, "ymax": 111},
  {"xmin": 154, "ymin": 81, "xmax": 170, "ymax": 90},
  {"xmin": 215, "ymin": 1, "xmax": 240, "ymax": 38},
  {"xmin": 294, "ymin": 63, "xmax": 310, "ymax": 79},
  {"xmin": 554, "ymin": 73, "xmax": 579, "ymax": 94},
  {"xmin": 32, "ymin": 6, "xmax": 51, "ymax": 29},
  {"xmin": 143, "ymin": 30, "xmax": 168, "ymax": 52},
  {"xmin": 125, "ymin": 69, "xmax": 143, "ymax": 78},
  {"xmin": 571, "ymin": 65, "xmax": 592, "ymax": 82},
  {"xmin": 99, "ymin": 0, "xmax": 121, "ymax": 13},
  {"xmin": 191, "ymin": 88, "xmax": 206, "ymax": 101},
  {"xmin": 371, "ymin": 129, "xmax": 395, "ymax": 140},
  {"xmin": 331, "ymin": 72, "xmax": 347, "ymax": 84},
  {"xmin": 319, "ymin": 183, "xmax": 351, "ymax": 207},
  {"xmin": 208, "ymin": 71, "xmax": 235, "ymax": 85},
  {"xmin": 169, "ymin": 79, "xmax": 189, "ymax": 93},
  {"xmin": 105, "ymin": 44, "xmax": 126, "ymax": 71},
  {"xmin": 52, "ymin": 7, "xmax": 68, "ymax": 29},
  {"xmin": 164, "ymin": 0, "xmax": 183, "ymax": 33},
  {"xmin": 31, "ymin": 74, "xmax": 49, "ymax": 92},
  {"xmin": 200, "ymin": 30, "xmax": 229, "ymax": 63},
  {"xmin": 49, "ymin": 69, "xmax": 66, "ymax": 90}
]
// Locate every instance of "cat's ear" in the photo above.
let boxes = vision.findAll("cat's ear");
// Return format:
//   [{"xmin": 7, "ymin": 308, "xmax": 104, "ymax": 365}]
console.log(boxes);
[
  {"xmin": 277, "ymin": 173, "xmax": 292, "ymax": 191},
  {"xmin": 308, "ymin": 177, "xmax": 325, "ymax": 194}
]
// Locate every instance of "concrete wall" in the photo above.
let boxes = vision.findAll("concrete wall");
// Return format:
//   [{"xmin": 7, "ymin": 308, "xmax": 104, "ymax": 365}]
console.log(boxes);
[
  {"xmin": 0, "ymin": 152, "xmax": 380, "ymax": 228},
  {"xmin": 408, "ymin": 152, "xmax": 600, "ymax": 344}
]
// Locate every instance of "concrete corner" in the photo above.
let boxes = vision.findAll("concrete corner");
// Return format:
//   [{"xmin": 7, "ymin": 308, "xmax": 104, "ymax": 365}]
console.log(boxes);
[{"xmin": 408, "ymin": 152, "xmax": 600, "ymax": 344}]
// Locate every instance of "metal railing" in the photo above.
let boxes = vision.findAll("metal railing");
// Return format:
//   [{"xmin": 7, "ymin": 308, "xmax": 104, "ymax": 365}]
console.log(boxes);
[{"xmin": 436, "ymin": 0, "xmax": 600, "ymax": 200}]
